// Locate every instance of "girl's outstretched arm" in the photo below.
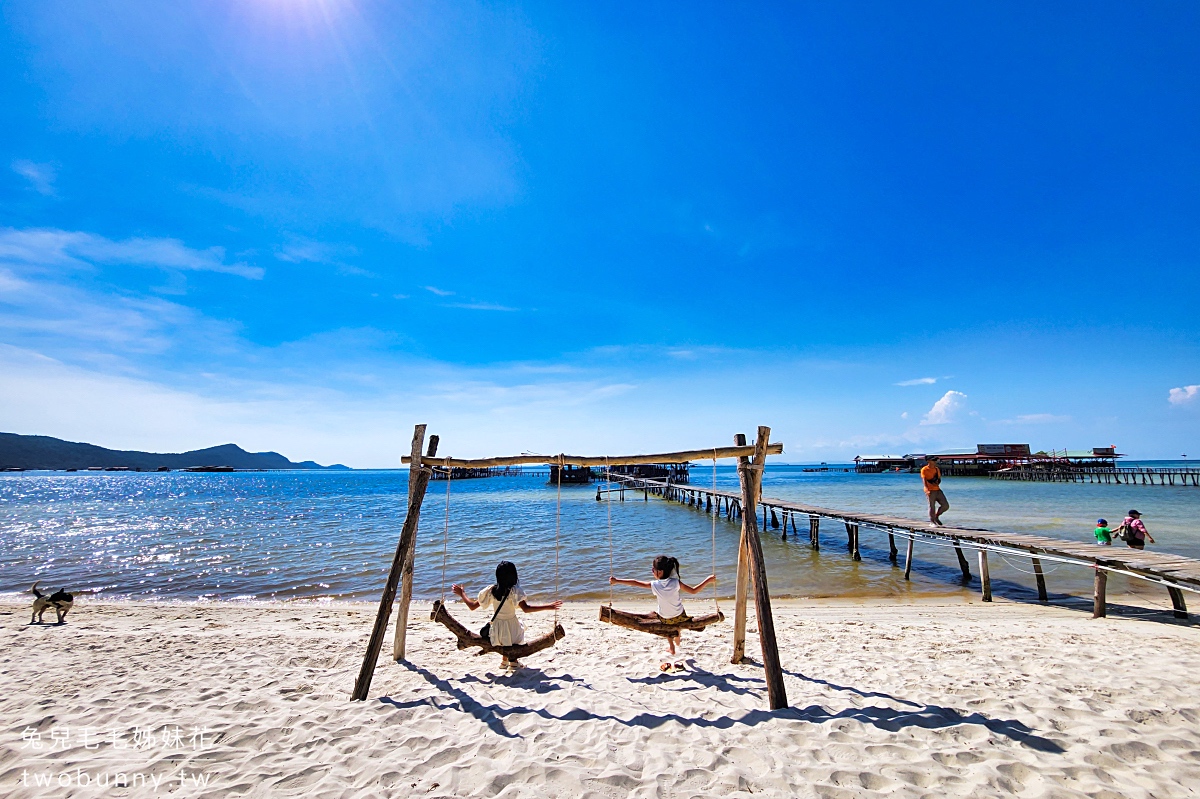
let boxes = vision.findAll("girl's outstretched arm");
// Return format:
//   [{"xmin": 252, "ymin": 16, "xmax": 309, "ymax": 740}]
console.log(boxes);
[
  {"xmin": 451, "ymin": 583, "xmax": 481, "ymax": 610},
  {"xmin": 519, "ymin": 599, "xmax": 564, "ymax": 613},
  {"xmin": 609, "ymin": 576, "xmax": 652, "ymax": 589},
  {"xmin": 679, "ymin": 574, "xmax": 716, "ymax": 594}
]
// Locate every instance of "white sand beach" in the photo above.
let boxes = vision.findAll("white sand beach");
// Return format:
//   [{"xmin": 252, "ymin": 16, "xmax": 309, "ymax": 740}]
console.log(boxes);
[{"xmin": 3, "ymin": 597, "xmax": 1199, "ymax": 798}]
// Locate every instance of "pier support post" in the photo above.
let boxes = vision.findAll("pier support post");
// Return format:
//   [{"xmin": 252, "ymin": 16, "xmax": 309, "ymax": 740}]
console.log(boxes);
[
  {"xmin": 849, "ymin": 524, "xmax": 861, "ymax": 561},
  {"xmin": 978, "ymin": 551, "xmax": 992, "ymax": 602},
  {"xmin": 888, "ymin": 533, "xmax": 898, "ymax": 562},
  {"xmin": 809, "ymin": 515, "xmax": 820, "ymax": 551},
  {"xmin": 1032, "ymin": 558, "xmax": 1048, "ymax": 602},
  {"xmin": 953, "ymin": 540, "xmax": 971, "ymax": 581},
  {"xmin": 903, "ymin": 536, "xmax": 914, "ymax": 580},
  {"xmin": 1168, "ymin": 587, "xmax": 1189, "ymax": 620},
  {"xmin": 780, "ymin": 511, "xmax": 788, "ymax": 540},
  {"xmin": 1093, "ymin": 569, "xmax": 1107, "ymax": 618},
  {"xmin": 354, "ymin": 426, "xmax": 436, "ymax": 699},
  {"xmin": 394, "ymin": 426, "xmax": 436, "ymax": 662},
  {"xmin": 771, "ymin": 508, "xmax": 779, "ymax": 529}
]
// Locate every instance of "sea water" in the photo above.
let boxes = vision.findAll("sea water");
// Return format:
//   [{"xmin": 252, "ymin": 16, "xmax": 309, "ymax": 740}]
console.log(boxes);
[{"xmin": 2, "ymin": 464, "xmax": 1197, "ymax": 607}]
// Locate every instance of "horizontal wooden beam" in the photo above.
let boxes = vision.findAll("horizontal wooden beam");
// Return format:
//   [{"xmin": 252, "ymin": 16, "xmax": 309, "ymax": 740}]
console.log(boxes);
[{"xmin": 401, "ymin": 442, "xmax": 783, "ymax": 468}]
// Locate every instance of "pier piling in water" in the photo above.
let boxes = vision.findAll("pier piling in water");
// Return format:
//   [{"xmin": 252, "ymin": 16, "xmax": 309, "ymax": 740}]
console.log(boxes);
[{"xmin": 604, "ymin": 471, "xmax": 1200, "ymax": 622}]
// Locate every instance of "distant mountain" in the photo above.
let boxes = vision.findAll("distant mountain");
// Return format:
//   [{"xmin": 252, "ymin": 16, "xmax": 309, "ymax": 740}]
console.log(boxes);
[{"xmin": 0, "ymin": 433, "xmax": 350, "ymax": 471}]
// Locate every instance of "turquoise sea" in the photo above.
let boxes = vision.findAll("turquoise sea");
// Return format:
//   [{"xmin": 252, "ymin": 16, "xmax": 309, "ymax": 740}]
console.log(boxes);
[{"xmin": 2, "ymin": 463, "xmax": 1197, "ymax": 609}]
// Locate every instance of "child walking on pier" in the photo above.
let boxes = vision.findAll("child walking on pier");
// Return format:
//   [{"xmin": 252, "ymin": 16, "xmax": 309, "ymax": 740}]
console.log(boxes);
[
  {"xmin": 610, "ymin": 555, "xmax": 715, "ymax": 667},
  {"xmin": 922, "ymin": 455, "xmax": 950, "ymax": 526}
]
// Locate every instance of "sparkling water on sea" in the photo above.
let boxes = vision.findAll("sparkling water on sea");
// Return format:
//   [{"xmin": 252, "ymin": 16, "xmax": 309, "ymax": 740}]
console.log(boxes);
[{"xmin": 2, "ymin": 464, "xmax": 1197, "ymax": 607}]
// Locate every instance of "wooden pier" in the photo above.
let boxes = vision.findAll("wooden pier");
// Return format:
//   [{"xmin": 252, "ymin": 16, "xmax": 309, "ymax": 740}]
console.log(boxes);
[
  {"xmin": 992, "ymin": 466, "xmax": 1200, "ymax": 486},
  {"xmin": 602, "ymin": 475, "xmax": 1200, "ymax": 619},
  {"xmin": 431, "ymin": 465, "xmax": 546, "ymax": 480}
]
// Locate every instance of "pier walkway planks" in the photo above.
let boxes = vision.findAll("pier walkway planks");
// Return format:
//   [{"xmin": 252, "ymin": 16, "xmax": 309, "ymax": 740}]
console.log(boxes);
[{"xmin": 603, "ymin": 474, "xmax": 1200, "ymax": 618}]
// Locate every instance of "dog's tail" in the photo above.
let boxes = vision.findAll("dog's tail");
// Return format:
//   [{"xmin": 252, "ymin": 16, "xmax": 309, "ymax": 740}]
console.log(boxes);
[{"xmin": 30, "ymin": 581, "xmax": 44, "ymax": 598}]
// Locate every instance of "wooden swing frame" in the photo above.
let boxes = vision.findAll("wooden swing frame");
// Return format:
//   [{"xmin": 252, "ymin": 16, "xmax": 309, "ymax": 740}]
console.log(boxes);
[{"xmin": 351, "ymin": 425, "xmax": 788, "ymax": 711}]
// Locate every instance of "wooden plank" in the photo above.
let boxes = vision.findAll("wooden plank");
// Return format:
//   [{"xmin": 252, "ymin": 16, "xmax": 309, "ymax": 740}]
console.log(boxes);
[
  {"xmin": 599, "ymin": 605, "xmax": 724, "ymax": 637},
  {"xmin": 352, "ymin": 450, "xmax": 435, "ymax": 700},
  {"xmin": 731, "ymin": 434, "xmax": 753, "ymax": 665},
  {"xmin": 434, "ymin": 600, "xmax": 565, "ymax": 658},
  {"xmin": 401, "ymin": 442, "xmax": 784, "ymax": 468},
  {"xmin": 743, "ymin": 426, "xmax": 788, "ymax": 710},
  {"xmin": 394, "ymin": 427, "xmax": 432, "ymax": 662}
]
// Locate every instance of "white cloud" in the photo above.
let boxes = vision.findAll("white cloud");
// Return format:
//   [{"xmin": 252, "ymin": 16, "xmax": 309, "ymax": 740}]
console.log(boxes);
[
  {"xmin": 996, "ymin": 413, "xmax": 1071, "ymax": 425},
  {"xmin": 0, "ymin": 228, "xmax": 263, "ymax": 279},
  {"xmin": 424, "ymin": 285, "xmax": 454, "ymax": 296},
  {"xmin": 446, "ymin": 302, "xmax": 516, "ymax": 312},
  {"xmin": 895, "ymin": 377, "xmax": 937, "ymax": 386},
  {"xmin": 12, "ymin": 160, "xmax": 57, "ymax": 196},
  {"xmin": 900, "ymin": 411, "xmax": 908, "ymax": 419},
  {"xmin": 921, "ymin": 390, "xmax": 967, "ymax": 425},
  {"xmin": 1169, "ymin": 385, "xmax": 1200, "ymax": 406}
]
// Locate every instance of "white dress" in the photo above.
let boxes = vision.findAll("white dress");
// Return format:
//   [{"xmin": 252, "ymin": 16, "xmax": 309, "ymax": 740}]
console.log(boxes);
[{"xmin": 477, "ymin": 584, "xmax": 527, "ymax": 646}]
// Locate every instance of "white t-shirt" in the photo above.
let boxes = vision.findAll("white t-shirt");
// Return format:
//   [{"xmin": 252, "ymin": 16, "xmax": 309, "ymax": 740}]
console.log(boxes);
[{"xmin": 650, "ymin": 577, "xmax": 686, "ymax": 619}]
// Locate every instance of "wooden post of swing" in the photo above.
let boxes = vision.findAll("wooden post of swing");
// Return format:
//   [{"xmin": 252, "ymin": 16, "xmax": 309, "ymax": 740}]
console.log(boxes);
[
  {"xmin": 394, "ymin": 427, "xmax": 434, "ymax": 661},
  {"xmin": 730, "ymin": 427, "xmax": 788, "ymax": 710},
  {"xmin": 351, "ymin": 425, "xmax": 437, "ymax": 700},
  {"xmin": 731, "ymin": 434, "xmax": 753, "ymax": 666}
]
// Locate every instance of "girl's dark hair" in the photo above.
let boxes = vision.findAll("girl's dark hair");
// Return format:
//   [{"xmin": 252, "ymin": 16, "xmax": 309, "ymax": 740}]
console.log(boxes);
[
  {"xmin": 652, "ymin": 555, "xmax": 680, "ymax": 579},
  {"xmin": 492, "ymin": 560, "xmax": 519, "ymax": 601}
]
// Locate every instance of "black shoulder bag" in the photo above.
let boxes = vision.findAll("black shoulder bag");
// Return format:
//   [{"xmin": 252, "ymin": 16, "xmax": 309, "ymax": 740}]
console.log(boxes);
[{"xmin": 480, "ymin": 587, "xmax": 512, "ymax": 643}]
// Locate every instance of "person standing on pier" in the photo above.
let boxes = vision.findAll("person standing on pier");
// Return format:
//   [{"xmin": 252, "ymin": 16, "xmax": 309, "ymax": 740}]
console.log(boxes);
[
  {"xmin": 922, "ymin": 455, "xmax": 950, "ymax": 526},
  {"xmin": 1122, "ymin": 510, "xmax": 1155, "ymax": 550}
]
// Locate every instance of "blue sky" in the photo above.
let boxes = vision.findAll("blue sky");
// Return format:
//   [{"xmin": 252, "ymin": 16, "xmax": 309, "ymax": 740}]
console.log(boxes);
[{"xmin": 1, "ymin": 1, "xmax": 1198, "ymax": 466}]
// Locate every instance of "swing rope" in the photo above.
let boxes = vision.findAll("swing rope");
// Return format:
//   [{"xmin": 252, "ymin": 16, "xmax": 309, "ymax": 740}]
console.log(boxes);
[
  {"xmin": 439, "ymin": 458, "xmax": 452, "ymax": 603},
  {"xmin": 553, "ymin": 455, "xmax": 563, "ymax": 636},
  {"xmin": 606, "ymin": 456, "xmax": 613, "ymax": 608},
  {"xmin": 711, "ymin": 451, "xmax": 720, "ymax": 614}
]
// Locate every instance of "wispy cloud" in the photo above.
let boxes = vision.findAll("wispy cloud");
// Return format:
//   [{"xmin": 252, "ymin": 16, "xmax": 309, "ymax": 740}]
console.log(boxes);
[
  {"xmin": 920, "ymin": 390, "xmax": 967, "ymax": 425},
  {"xmin": 995, "ymin": 413, "xmax": 1071, "ymax": 425},
  {"xmin": 895, "ymin": 377, "xmax": 937, "ymax": 386},
  {"xmin": 424, "ymin": 285, "xmax": 454, "ymax": 296},
  {"xmin": 446, "ymin": 302, "xmax": 517, "ymax": 311},
  {"xmin": 1169, "ymin": 385, "xmax": 1199, "ymax": 406},
  {"xmin": 274, "ymin": 240, "xmax": 371, "ymax": 276},
  {"xmin": 12, "ymin": 160, "xmax": 57, "ymax": 196},
  {"xmin": 0, "ymin": 228, "xmax": 263, "ymax": 279}
]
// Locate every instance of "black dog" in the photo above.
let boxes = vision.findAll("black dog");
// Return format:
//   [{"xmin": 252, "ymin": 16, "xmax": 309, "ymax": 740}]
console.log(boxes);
[{"xmin": 30, "ymin": 582, "xmax": 74, "ymax": 624}]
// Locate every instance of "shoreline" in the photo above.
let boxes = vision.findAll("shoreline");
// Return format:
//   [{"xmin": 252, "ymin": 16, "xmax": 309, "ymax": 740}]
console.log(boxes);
[{"xmin": 4, "ymin": 598, "xmax": 1199, "ymax": 797}]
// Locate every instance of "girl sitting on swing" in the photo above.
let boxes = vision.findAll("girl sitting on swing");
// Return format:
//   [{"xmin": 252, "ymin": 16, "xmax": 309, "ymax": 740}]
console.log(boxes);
[
  {"xmin": 610, "ymin": 555, "xmax": 715, "ymax": 659},
  {"xmin": 452, "ymin": 561, "xmax": 562, "ymax": 668}
]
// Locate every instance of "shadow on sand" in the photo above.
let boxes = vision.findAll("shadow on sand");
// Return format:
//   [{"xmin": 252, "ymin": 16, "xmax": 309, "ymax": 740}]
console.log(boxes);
[{"xmin": 379, "ymin": 661, "xmax": 1064, "ymax": 753}]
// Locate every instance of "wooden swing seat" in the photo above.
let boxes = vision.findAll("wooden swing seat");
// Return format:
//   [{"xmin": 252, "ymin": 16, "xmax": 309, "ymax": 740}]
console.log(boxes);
[
  {"xmin": 430, "ymin": 599, "xmax": 565, "ymax": 660},
  {"xmin": 598, "ymin": 605, "xmax": 724, "ymax": 638}
]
